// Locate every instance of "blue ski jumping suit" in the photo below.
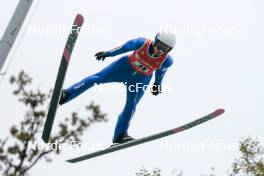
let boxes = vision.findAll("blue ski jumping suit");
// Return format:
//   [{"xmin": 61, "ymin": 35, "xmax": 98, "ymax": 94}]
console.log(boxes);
[{"xmin": 63, "ymin": 37, "xmax": 173, "ymax": 142}]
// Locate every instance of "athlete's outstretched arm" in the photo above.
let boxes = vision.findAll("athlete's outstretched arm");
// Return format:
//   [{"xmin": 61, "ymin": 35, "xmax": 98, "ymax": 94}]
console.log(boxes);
[
  {"xmin": 95, "ymin": 38, "xmax": 145, "ymax": 61},
  {"xmin": 155, "ymin": 55, "xmax": 174, "ymax": 85},
  {"xmin": 106, "ymin": 38, "xmax": 145, "ymax": 57}
]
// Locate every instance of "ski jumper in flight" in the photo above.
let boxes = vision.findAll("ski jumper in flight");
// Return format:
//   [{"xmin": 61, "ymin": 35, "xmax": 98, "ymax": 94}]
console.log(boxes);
[{"xmin": 59, "ymin": 32, "xmax": 176, "ymax": 144}]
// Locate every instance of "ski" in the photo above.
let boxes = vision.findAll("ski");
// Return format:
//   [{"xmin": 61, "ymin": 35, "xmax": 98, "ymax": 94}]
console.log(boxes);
[
  {"xmin": 66, "ymin": 109, "xmax": 225, "ymax": 163},
  {"xmin": 42, "ymin": 14, "xmax": 84, "ymax": 143}
]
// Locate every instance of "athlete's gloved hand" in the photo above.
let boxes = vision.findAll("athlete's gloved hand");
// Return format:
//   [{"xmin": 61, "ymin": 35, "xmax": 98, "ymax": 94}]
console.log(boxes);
[
  {"xmin": 151, "ymin": 82, "xmax": 162, "ymax": 96},
  {"xmin": 95, "ymin": 51, "xmax": 108, "ymax": 61}
]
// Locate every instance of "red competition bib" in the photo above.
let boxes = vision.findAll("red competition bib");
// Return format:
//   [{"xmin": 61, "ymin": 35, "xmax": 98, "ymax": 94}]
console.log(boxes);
[{"xmin": 128, "ymin": 39, "xmax": 168, "ymax": 76}]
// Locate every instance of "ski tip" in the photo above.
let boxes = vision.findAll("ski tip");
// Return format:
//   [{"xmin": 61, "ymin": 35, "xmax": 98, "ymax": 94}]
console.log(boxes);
[
  {"xmin": 66, "ymin": 159, "xmax": 74, "ymax": 163},
  {"xmin": 66, "ymin": 159, "xmax": 79, "ymax": 163},
  {"xmin": 211, "ymin": 109, "xmax": 225, "ymax": 117},
  {"xmin": 75, "ymin": 14, "xmax": 84, "ymax": 27}
]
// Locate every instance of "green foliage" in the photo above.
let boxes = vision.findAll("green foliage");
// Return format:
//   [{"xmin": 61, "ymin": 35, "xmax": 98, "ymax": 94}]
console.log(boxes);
[
  {"xmin": 135, "ymin": 137, "xmax": 264, "ymax": 176},
  {"xmin": 230, "ymin": 137, "xmax": 264, "ymax": 176},
  {"xmin": 0, "ymin": 71, "xmax": 108, "ymax": 176},
  {"xmin": 136, "ymin": 167, "xmax": 161, "ymax": 176}
]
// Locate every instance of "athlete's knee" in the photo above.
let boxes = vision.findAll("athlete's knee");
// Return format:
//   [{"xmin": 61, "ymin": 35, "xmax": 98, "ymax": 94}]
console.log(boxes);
[{"xmin": 80, "ymin": 74, "xmax": 102, "ymax": 86}]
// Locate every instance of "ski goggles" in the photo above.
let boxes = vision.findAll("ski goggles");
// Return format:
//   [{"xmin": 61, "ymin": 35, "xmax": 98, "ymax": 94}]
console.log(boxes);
[{"xmin": 154, "ymin": 41, "xmax": 172, "ymax": 54}]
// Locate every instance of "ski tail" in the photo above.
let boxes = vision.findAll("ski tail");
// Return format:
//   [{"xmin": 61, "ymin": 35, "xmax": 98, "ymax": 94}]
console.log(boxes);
[
  {"xmin": 66, "ymin": 109, "xmax": 225, "ymax": 163},
  {"xmin": 42, "ymin": 14, "xmax": 84, "ymax": 143}
]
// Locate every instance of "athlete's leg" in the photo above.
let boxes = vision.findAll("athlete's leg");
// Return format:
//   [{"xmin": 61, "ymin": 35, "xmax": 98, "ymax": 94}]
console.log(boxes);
[
  {"xmin": 63, "ymin": 57, "xmax": 129, "ymax": 104},
  {"xmin": 112, "ymin": 76, "xmax": 152, "ymax": 142}
]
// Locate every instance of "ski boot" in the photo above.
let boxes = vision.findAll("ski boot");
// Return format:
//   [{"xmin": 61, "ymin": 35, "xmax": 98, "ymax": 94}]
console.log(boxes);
[
  {"xmin": 59, "ymin": 89, "xmax": 70, "ymax": 105},
  {"xmin": 111, "ymin": 133, "xmax": 135, "ymax": 147}
]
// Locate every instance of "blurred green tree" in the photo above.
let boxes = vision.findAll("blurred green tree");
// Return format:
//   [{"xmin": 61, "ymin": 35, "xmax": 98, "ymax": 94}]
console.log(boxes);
[
  {"xmin": 136, "ymin": 167, "xmax": 162, "ymax": 176},
  {"xmin": 0, "ymin": 71, "xmax": 107, "ymax": 176},
  {"xmin": 230, "ymin": 137, "xmax": 264, "ymax": 176},
  {"xmin": 135, "ymin": 137, "xmax": 264, "ymax": 176}
]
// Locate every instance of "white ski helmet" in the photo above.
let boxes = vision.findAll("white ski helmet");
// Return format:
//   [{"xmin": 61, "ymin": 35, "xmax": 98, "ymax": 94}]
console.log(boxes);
[{"xmin": 155, "ymin": 31, "xmax": 176, "ymax": 48}]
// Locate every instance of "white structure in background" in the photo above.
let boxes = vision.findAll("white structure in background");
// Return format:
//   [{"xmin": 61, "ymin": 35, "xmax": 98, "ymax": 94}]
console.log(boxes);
[{"xmin": 0, "ymin": 0, "xmax": 33, "ymax": 75}]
